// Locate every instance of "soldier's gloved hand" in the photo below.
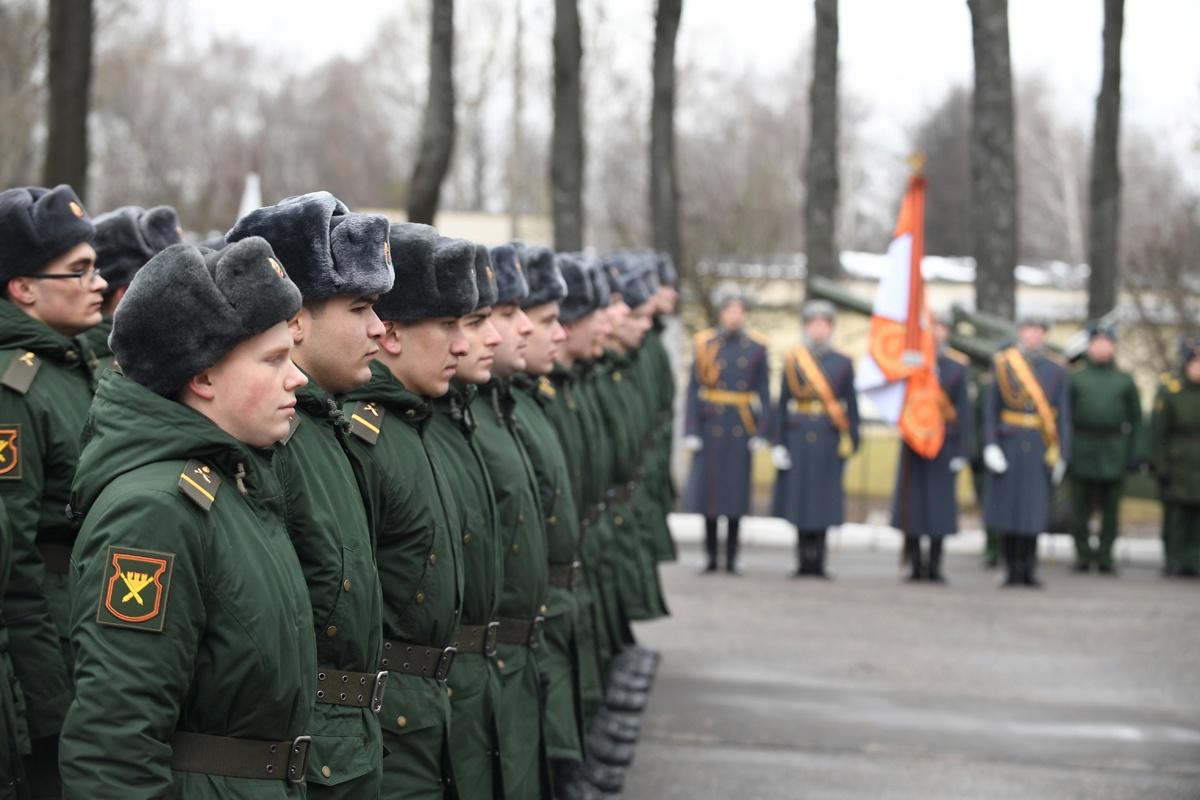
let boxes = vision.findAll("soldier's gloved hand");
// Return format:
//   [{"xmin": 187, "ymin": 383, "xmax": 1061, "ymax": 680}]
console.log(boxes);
[
  {"xmin": 771, "ymin": 445, "xmax": 792, "ymax": 471},
  {"xmin": 683, "ymin": 435, "xmax": 703, "ymax": 453},
  {"xmin": 748, "ymin": 436, "xmax": 769, "ymax": 452},
  {"xmin": 983, "ymin": 444, "xmax": 1008, "ymax": 474},
  {"xmin": 1052, "ymin": 459, "xmax": 1067, "ymax": 486},
  {"xmin": 949, "ymin": 457, "xmax": 968, "ymax": 474}
]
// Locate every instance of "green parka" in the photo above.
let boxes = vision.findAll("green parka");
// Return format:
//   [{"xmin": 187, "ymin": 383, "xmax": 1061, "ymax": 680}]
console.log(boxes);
[
  {"xmin": 1068, "ymin": 359, "xmax": 1142, "ymax": 482},
  {"xmin": 0, "ymin": 493, "xmax": 30, "ymax": 799},
  {"xmin": 1150, "ymin": 373, "xmax": 1200, "ymax": 505}
]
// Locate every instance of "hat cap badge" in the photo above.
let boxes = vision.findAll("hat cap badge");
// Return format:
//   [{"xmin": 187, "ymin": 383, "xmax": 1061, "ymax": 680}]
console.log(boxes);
[{"xmin": 69, "ymin": 201, "xmax": 85, "ymax": 218}]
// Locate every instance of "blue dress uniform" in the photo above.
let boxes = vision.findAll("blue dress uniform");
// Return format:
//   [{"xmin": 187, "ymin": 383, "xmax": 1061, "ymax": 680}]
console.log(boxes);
[
  {"xmin": 982, "ymin": 346, "xmax": 1071, "ymax": 585},
  {"xmin": 890, "ymin": 351, "xmax": 974, "ymax": 581},
  {"xmin": 681, "ymin": 327, "xmax": 771, "ymax": 570},
  {"xmin": 770, "ymin": 343, "xmax": 860, "ymax": 576}
]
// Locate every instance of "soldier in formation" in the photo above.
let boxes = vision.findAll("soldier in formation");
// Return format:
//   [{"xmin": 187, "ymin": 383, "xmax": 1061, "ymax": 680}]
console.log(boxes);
[{"xmin": 1150, "ymin": 336, "xmax": 1200, "ymax": 577}]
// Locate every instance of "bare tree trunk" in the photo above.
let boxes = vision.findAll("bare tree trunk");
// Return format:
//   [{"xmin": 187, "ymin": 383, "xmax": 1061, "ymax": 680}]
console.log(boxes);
[
  {"xmin": 509, "ymin": 0, "xmax": 525, "ymax": 239},
  {"xmin": 44, "ymin": 0, "xmax": 93, "ymax": 200},
  {"xmin": 1087, "ymin": 0, "xmax": 1123, "ymax": 319},
  {"xmin": 650, "ymin": 0, "xmax": 683, "ymax": 274},
  {"xmin": 408, "ymin": 0, "xmax": 456, "ymax": 225},
  {"xmin": 967, "ymin": 0, "xmax": 1018, "ymax": 319},
  {"xmin": 804, "ymin": 0, "xmax": 839, "ymax": 288},
  {"xmin": 551, "ymin": 0, "xmax": 584, "ymax": 251}
]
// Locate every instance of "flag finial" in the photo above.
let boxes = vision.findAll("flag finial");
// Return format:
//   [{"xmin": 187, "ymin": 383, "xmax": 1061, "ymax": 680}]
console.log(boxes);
[{"xmin": 907, "ymin": 152, "xmax": 926, "ymax": 176}]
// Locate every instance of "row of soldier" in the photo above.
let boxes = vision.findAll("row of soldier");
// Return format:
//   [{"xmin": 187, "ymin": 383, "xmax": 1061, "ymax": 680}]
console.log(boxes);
[
  {"xmin": 683, "ymin": 291, "xmax": 1200, "ymax": 585},
  {"xmin": 0, "ymin": 185, "xmax": 681, "ymax": 799}
]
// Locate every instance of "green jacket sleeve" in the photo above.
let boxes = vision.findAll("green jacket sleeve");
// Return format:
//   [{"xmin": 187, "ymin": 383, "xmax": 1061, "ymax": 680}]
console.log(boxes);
[
  {"xmin": 1125, "ymin": 375, "xmax": 1145, "ymax": 466},
  {"xmin": 60, "ymin": 489, "xmax": 206, "ymax": 798},
  {"xmin": 1148, "ymin": 385, "xmax": 1169, "ymax": 478}
]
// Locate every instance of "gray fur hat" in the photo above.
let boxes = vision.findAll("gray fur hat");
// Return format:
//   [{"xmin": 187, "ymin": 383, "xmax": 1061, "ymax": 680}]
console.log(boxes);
[
  {"xmin": 711, "ymin": 283, "xmax": 751, "ymax": 311},
  {"xmin": 0, "ymin": 184, "xmax": 95, "ymax": 282},
  {"xmin": 1085, "ymin": 319, "xmax": 1117, "ymax": 341},
  {"xmin": 600, "ymin": 252, "xmax": 628, "ymax": 295},
  {"xmin": 1017, "ymin": 313, "xmax": 1051, "ymax": 330},
  {"xmin": 557, "ymin": 253, "xmax": 595, "ymax": 324},
  {"xmin": 93, "ymin": 205, "xmax": 183, "ymax": 291},
  {"xmin": 588, "ymin": 259, "xmax": 612, "ymax": 309},
  {"xmin": 374, "ymin": 223, "xmax": 478, "ymax": 322},
  {"xmin": 225, "ymin": 191, "xmax": 393, "ymax": 301},
  {"xmin": 615, "ymin": 268, "xmax": 654, "ymax": 309},
  {"xmin": 638, "ymin": 253, "xmax": 662, "ymax": 293},
  {"xmin": 656, "ymin": 252, "xmax": 678, "ymax": 287},
  {"xmin": 520, "ymin": 246, "xmax": 567, "ymax": 309},
  {"xmin": 111, "ymin": 237, "xmax": 302, "ymax": 397},
  {"xmin": 473, "ymin": 244, "xmax": 498, "ymax": 310},
  {"xmin": 801, "ymin": 299, "xmax": 835, "ymax": 323},
  {"xmin": 490, "ymin": 244, "xmax": 529, "ymax": 305}
]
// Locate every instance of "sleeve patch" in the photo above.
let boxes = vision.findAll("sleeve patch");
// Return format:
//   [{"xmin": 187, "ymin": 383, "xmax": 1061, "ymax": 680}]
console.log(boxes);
[
  {"xmin": 0, "ymin": 424, "xmax": 21, "ymax": 480},
  {"xmin": 96, "ymin": 545, "xmax": 176, "ymax": 633}
]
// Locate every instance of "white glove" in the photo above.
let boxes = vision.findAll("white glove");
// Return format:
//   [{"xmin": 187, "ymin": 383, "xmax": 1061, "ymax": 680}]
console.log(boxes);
[
  {"xmin": 983, "ymin": 444, "xmax": 1008, "ymax": 474},
  {"xmin": 748, "ymin": 436, "xmax": 768, "ymax": 452},
  {"xmin": 772, "ymin": 445, "xmax": 793, "ymax": 471},
  {"xmin": 683, "ymin": 435, "xmax": 703, "ymax": 453},
  {"xmin": 1052, "ymin": 459, "xmax": 1067, "ymax": 486},
  {"xmin": 949, "ymin": 457, "xmax": 968, "ymax": 474}
]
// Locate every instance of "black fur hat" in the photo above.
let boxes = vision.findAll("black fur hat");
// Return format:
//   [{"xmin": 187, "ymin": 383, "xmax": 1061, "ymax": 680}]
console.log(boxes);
[
  {"xmin": 490, "ymin": 243, "xmax": 529, "ymax": 305},
  {"xmin": 588, "ymin": 258, "xmax": 611, "ymax": 310},
  {"xmin": 657, "ymin": 252, "xmax": 678, "ymax": 287},
  {"xmin": 0, "ymin": 184, "xmax": 95, "ymax": 282},
  {"xmin": 92, "ymin": 205, "xmax": 183, "ymax": 290},
  {"xmin": 374, "ymin": 223, "xmax": 478, "ymax": 322},
  {"xmin": 557, "ymin": 252, "xmax": 594, "ymax": 324},
  {"xmin": 473, "ymin": 243, "xmax": 498, "ymax": 310},
  {"xmin": 111, "ymin": 237, "xmax": 302, "ymax": 396},
  {"xmin": 520, "ymin": 246, "xmax": 567, "ymax": 309},
  {"xmin": 225, "ymin": 191, "xmax": 393, "ymax": 301}
]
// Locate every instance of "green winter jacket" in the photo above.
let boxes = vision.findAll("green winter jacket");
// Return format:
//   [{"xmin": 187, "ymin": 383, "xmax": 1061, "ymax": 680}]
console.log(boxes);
[
  {"xmin": 0, "ymin": 299, "xmax": 98, "ymax": 739},
  {"xmin": 1068, "ymin": 359, "xmax": 1142, "ymax": 482},
  {"xmin": 1150, "ymin": 374, "xmax": 1200, "ymax": 505},
  {"xmin": 61, "ymin": 370, "xmax": 315, "ymax": 799},
  {"xmin": 0, "ymin": 493, "xmax": 30, "ymax": 799},
  {"xmin": 275, "ymin": 377, "xmax": 385, "ymax": 795}
]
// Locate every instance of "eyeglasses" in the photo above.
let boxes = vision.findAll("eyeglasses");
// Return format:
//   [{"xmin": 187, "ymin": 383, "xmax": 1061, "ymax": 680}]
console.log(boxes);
[{"xmin": 26, "ymin": 264, "xmax": 101, "ymax": 287}]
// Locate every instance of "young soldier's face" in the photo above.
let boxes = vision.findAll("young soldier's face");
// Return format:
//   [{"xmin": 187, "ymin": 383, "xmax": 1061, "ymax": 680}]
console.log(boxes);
[
  {"xmin": 1186, "ymin": 359, "xmax": 1200, "ymax": 383},
  {"xmin": 615, "ymin": 300, "xmax": 653, "ymax": 350},
  {"xmin": 560, "ymin": 313, "xmax": 594, "ymax": 365},
  {"xmin": 392, "ymin": 317, "xmax": 469, "ymax": 396},
  {"xmin": 718, "ymin": 300, "xmax": 746, "ymax": 332},
  {"xmin": 291, "ymin": 294, "xmax": 384, "ymax": 394},
  {"xmin": 804, "ymin": 318, "xmax": 833, "ymax": 346},
  {"xmin": 490, "ymin": 303, "xmax": 533, "ymax": 377},
  {"xmin": 455, "ymin": 308, "xmax": 502, "ymax": 385},
  {"xmin": 523, "ymin": 302, "xmax": 566, "ymax": 376},
  {"xmin": 191, "ymin": 321, "xmax": 308, "ymax": 447},
  {"xmin": 1087, "ymin": 335, "xmax": 1115, "ymax": 363},
  {"xmin": 8, "ymin": 242, "xmax": 107, "ymax": 336},
  {"xmin": 1017, "ymin": 324, "xmax": 1047, "ymax": 352},
  {"xmin": 604, "ymin": 297, "xmax": 631, "ymax": 349},
  {"xmin": 590, "ymin": 307, "xmax": 613, "ymax": 358}
]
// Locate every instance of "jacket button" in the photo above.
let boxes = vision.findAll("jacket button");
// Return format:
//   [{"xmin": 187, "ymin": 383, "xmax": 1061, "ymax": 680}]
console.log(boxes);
[
  {"xmin": 342, "ymin": 579, "xmax": 352, "ymax": 592},
  {"xmin": 406, "ymin": 409, "xmax": 416, "ymax": 417},
  {"xmin": 547, "ymin": 516, "xmax": 557, "ymax": 525},
  {"xmin": 396, "ymin": 715, "xmax": 408, "ymax": 728},
  {"xmin": 446, "ymin": 686, "xmax": 453, "ymax": 697},
  {"xmin": 65, "ymin": 350, "xmax": 78, "ymax": 362},
  {"xmin": 463, "ymin": 533, "xmax": 472, "ymax": 544},
  {"xmin": 540, "ymin": 604, "xmax": 548, "ymax": 614},
  {"xmin": 321, "ymin": 766, "xmax": 332, "ymax": 779},
  {"xmin": 496, "ymin": 659, "xmax": 505, "ymax": 670},
  {"xmin": 511, "ymin": 544, "xmax": 521, "ymax": 555},
  {"xmin": 518, "ymin": 513, "xmax": 526, "ymax": 523},
  {"xmin": 554, "ymin": 488, "xmax": 561, "ymax": 497},
  {"xmin": 429, "ymin": 553, "xmax": 437, "ymax": 566},
  {"xmin": 614, "ymin": 516, "xmax": 624, "ymax": 526},
  {"xmin": 415, "ymin": 592, "xmax": 425, "ymax": 605},
  {"xmin": 325, "ymin": 625, "xmax": 338, "ymax": 638}
]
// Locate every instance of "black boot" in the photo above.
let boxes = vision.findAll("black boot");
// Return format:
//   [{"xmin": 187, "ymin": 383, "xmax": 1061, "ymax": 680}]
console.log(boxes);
[
  {"xmin": 702, "ymin": 517, "xmax": 718, "ymax": 573},
  {"xmin": 593, "ymin": 709, "xmax": 640, "ymax": 744},
  {"xmin": 813, "ymin": 530, "xmax": 833, "ymax": 579},
  {"xmin": 577, "ymin": 757, "xmax": 626, "ymax": 794},
  {"xmin": 1001, "ymin": 534, "xmax": 1021, "ymax": 587},
  {"xmin": 1023, "ymin": 535, "xmax": 1042, "ymax": 588},
  {"xmin": 904, "ymin": 535, "xmax": 922, "ymax": 582},
  {"xmin": 725, "ymin": 516, "xmax": 742, "ymax": 574},
  {"xmin": 928, "ymin": 537, "xmax": 946, "ymax": 583},
  {"xmin": 554, "ymin": 759, "xmax": 607, "ymax": 800},
  {"xmin": 792, "ymin": 531, "xmax": 809, "ymax": 577}
]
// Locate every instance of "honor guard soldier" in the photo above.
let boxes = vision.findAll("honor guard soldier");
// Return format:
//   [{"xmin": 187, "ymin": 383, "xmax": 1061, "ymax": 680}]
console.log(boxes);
[
  {"xmin": 0, "ymin": 185, "xmax": 101, "ymax": 796},
  {"xmin": 770, "ymin": 300, "xmax": 860, "ymax": 578},
  {"xmin": 682, "ymin": 286, "xmax": 771, "ymax": 574},
  {"xmin": 1067, "ymin": 321, "xmax": 1142, "ymax": 574},
  {"xmin": 344, "ymin": 225, "xmax": 479, "ymax": 798},
  {"xmin": 982, "ymin": 315, "xmax": 1071, "ymax": 587},
  {"xmin": 83, "ymin": 204, "xmax": 183, "ymax": 366},
  {"xmin": 890, "ymin": 313, "xmax": 973, "ymax": 583},
  {"xmin": 227, "ymin": 193, "xmax": 392, "ymax": 797},
  {"xmin": 1149, "ymin": 336, "xmax": 1200, "ymax": 577},
  {"xmin": 61, "ymin": 237, "xmax": 317, "ymax": 795}
]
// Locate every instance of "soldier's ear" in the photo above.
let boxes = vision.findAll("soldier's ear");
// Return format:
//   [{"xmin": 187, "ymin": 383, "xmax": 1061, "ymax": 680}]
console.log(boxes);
[
  {"xmin": 287, "ymin": 312, "xmax": 305, "ymax": 345},
  {"xmin": 379, "ymin": 321, "xmax": 403, "ymax": 357},
  {"xmin": 182, "ymin": 371, "xmax": 217, "ymax": 402},
  {"xmin": 5, "ymin": 276, "xmax": 36, "ymax": 307}
]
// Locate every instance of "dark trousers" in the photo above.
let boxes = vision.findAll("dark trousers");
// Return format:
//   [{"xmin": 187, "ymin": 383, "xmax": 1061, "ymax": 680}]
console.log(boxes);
[
  {"xmin": 1166, "ymin": 504, "xmax": 1200, "ymax": 575},
  {"xmin": 1070, "ymin": 479, "xmax": 1121, "ymax": 567},
  {"xmin": 795, "ymin": 530, "xmax": 829, "ymax": 575},
  {"xmin": 904, "ymin": 534, "xmax": 945, "ymax": 580},
  {"xmin": 704, "ymin": 516, "xmax": 741, "ymax": 570},
  {"xmin": 1003, "ymin": 534, "xmax": 1040, "ymax": 586}
]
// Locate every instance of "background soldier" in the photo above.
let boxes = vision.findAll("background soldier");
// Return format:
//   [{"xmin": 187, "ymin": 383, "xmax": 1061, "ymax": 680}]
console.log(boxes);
[
  {"xmin": 0, "ymin": 185, "xmax": 100, "ymax": 797},
  {"xmin": 890, "ymin": 312, "xmax": 973, "ymax": 583},
  {"xmin": 1149, "ymin": 336, "xmax": 1200, "ymax": 577},
  {"xmin": 770, "ymin": 300, "xmax": 860, "ymax": 579},
  {"xmin": 1067, "ymin": 321, "xmax": 1142, "ymax": 574},
  {"xmin": 227, "ymin": 192, "xmax": 393, "ymax": 797},
  {"xmin": 682, "ymin": 287, "xmax": 770, "ymax": 574},
  {"xmin": 982, "ymin": 316, "xmax": 1071, "ymax": 588},
  {"xmin": 62, "ymin": 237, "xmax": 317, "ymax": 795}
]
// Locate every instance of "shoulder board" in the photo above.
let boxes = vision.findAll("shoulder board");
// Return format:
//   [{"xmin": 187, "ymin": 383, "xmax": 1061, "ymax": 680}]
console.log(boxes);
[
  {"xmin": 178, "ymin": 459, "xmax": 221, "ymax": 512},
  {"xmin": 0, "ymin": 351, "xmax": 41, "ymax": 395},
  {"xmin": 1168, "ymin": 379, "xmax": 1183, "ymax": 394},
  {"xmin": 748, "ymin": 330, "xmax": 770, "ymax": 347},
  {"xmin": 348, "ymin": 401, "xmax": 385, "ymax": 445},
  {"xmin": 945, "ymin": 348, "xmax": 969, "ymax": 366},
  {"xmin": 1159, "ymin": 372, "xmax": 1176, "ymax": 386},
  {"xmin": 538, "ymin": 376, "xmax": 557, "ymax": 399},
  {"xmin": 281, "ymin": 414, "xmax": 301, "ymax": 445}
]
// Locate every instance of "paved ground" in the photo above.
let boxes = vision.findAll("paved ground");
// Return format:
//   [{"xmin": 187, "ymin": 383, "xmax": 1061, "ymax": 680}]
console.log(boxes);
[{"xmin": 622, "ymin": 542, "xmax": 1200, "ymax": 800}]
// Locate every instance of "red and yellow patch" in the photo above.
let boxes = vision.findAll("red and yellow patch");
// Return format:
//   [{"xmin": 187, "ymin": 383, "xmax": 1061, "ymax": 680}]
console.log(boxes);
[
  {"xmin": 0, "ymin": 426, "xmax": 21, "ymax": 479},
  {"xmin": 96, "ymin": 546, "xmax": 175, "ymax": 633}
]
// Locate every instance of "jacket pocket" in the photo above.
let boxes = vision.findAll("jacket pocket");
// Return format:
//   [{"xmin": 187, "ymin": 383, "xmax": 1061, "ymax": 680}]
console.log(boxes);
[{"xmin": 303, "ymin": 703, "xmax": 382, "ymax": 787}]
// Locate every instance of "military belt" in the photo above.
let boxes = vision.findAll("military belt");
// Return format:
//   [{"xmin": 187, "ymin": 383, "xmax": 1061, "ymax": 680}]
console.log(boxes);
[
  {"xmin": 1000, "ymin": 410, "xmax": 1042, "ymax": 429},
  {"xmin": 788, "ymin": 398, "xmax": 825, "ymax": 416},
  {"xmin": 698, "ymin": 388, "xmax": 759, "ymax": 434},
  {"xmin": 548, "ymin": 561, "xmax": 582, "ymax": 591},
  {"xmin": 496, "ymin": 615, "xmax": 545, "ymax": 649},
  {"xmin": 36, "ymin": 541, "xmax": 72, "ymax": 575},
  {"xmin": 380, "ymin": 639, "xmax": 458, "ymax": 681},
  {"xmin": 452, "ymin": 622, "xmax": 499, "ymax": 657},
  {"xmin": 169, "ymin": 731, "xmax": 311, "ymax": 784},
  {"xmin": 315, "ymin": 668, "xmax": 388, "ymax": 712}
]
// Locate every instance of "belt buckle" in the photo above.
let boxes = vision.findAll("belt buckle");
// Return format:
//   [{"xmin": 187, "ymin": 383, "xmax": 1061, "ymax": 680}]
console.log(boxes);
[
  {"xmin": 434, "ymin": 646, "xmax": 458, "ymax": 681},
  {"xmin": 529, "ymin": 615, "xmax": 546, "ymax": 649},
  {"xmin": 370, "ymin": 671, "xmax": 389, "ymax": 713},
  {"xmin": 484, "ymin": 621, "xmax": 500, "ymax": 658},
  {"xmin": 286, "ymin": 735, "xmax": 312, "ymax": 785}
]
